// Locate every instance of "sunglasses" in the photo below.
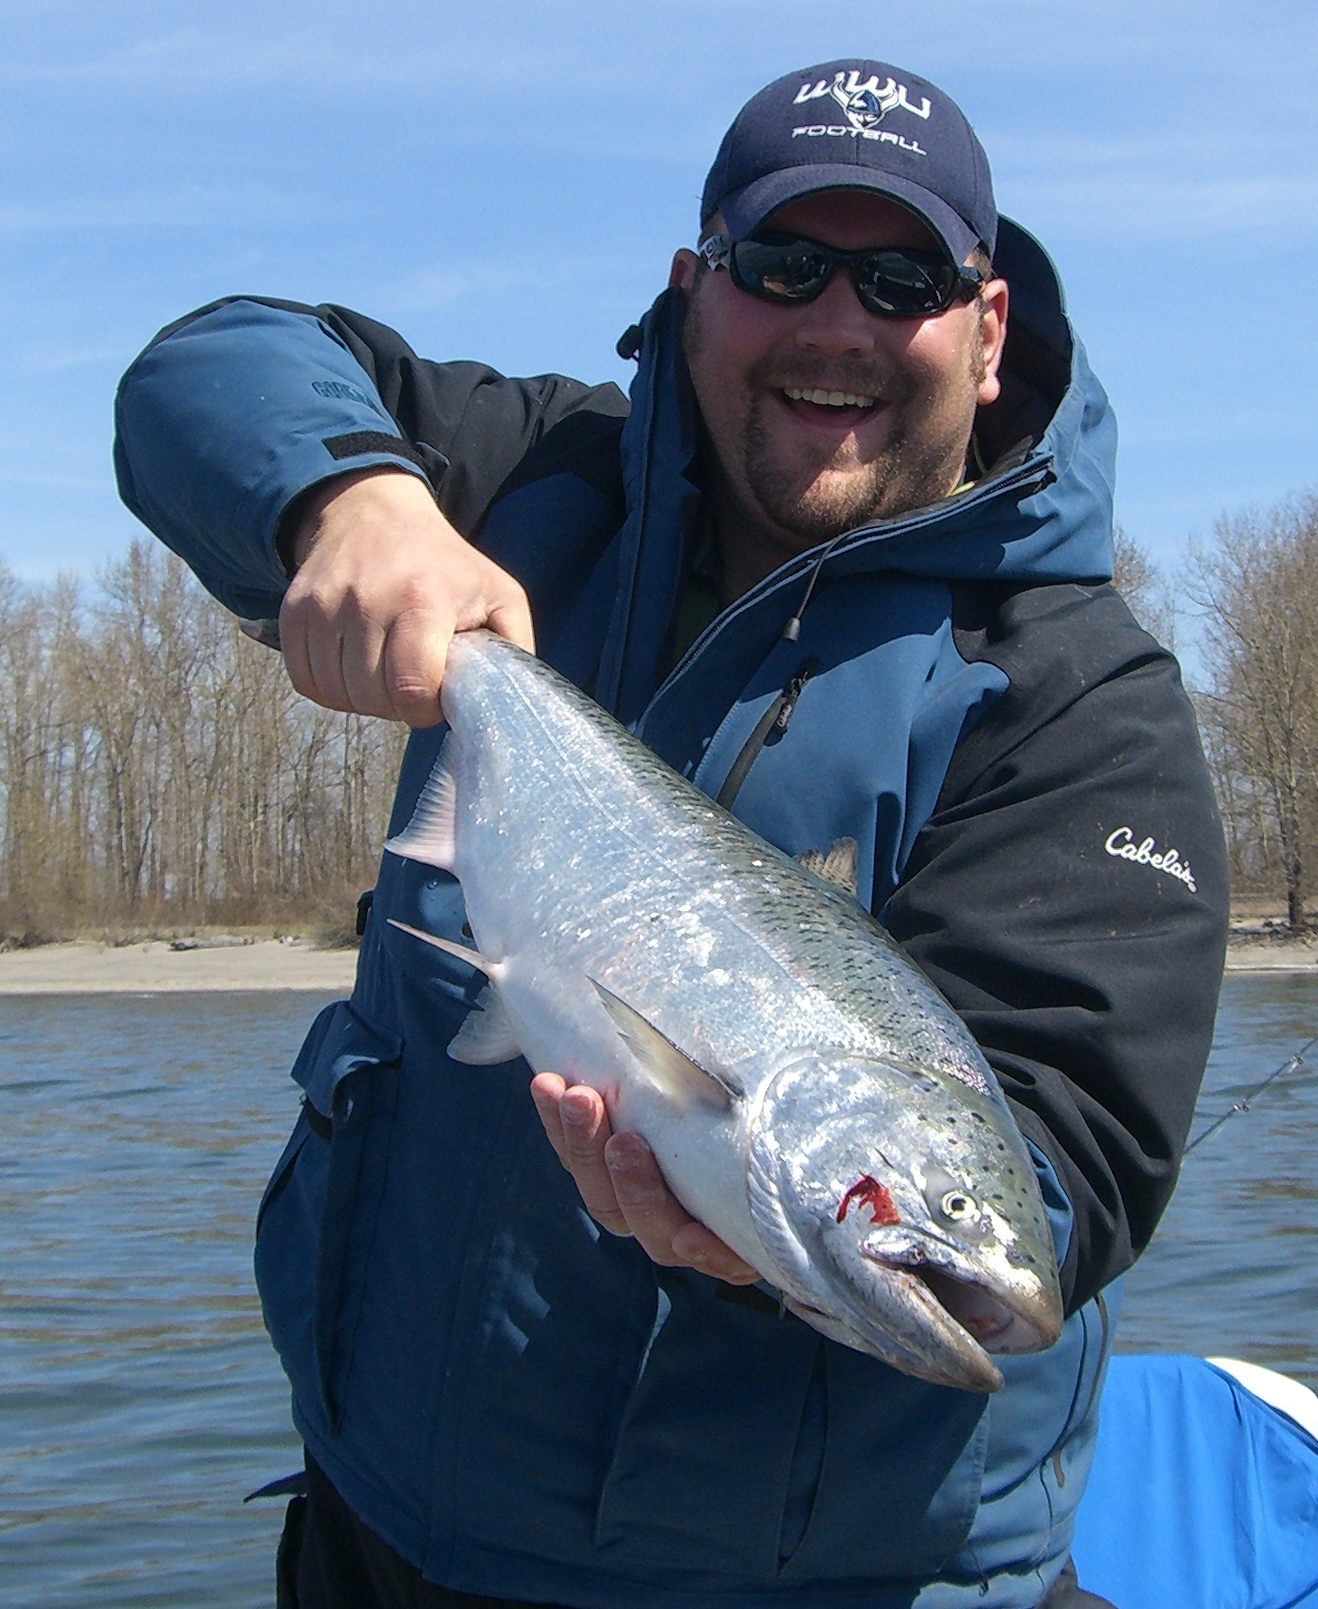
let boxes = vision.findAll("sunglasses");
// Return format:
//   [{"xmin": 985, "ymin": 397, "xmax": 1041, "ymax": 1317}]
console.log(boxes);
[{"xmin": 698, "ymin": 232, "xmax": 986, "ymax": 319}]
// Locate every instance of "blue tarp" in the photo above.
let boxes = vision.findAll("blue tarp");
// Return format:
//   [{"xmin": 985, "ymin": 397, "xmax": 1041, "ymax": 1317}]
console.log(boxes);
[{"xmin": 1072, "ymin": 1355, "xmax": 1318, "ymax": 1609}]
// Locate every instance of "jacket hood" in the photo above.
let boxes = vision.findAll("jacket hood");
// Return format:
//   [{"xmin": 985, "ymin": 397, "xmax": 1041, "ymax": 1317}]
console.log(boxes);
[{"xmin": 627, "ymin": 216, "xmax": 1116, "ymax": 597}]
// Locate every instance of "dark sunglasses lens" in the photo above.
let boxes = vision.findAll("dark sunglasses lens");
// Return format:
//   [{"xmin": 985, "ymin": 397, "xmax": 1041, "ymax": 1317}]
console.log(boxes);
[
  {"xmin": 727, "ymin": 238, "xmax": 964, "ymax": 317},
  {"xmin": 731, "ymin": 239, "xmax": 832, "ymax": 301},
  {"xmin": 856, "ymin": 251, "xmax": 956, "ymax": 316}
]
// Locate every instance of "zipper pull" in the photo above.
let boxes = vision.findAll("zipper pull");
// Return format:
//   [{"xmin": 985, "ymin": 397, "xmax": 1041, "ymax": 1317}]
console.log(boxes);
[
  {"xmin": 774, "ymin": 658, "xmax": 821, "ymax": 734},
  {"xmin": 715, "ymin": 657, "xmax": 822, "ymax": 810}
]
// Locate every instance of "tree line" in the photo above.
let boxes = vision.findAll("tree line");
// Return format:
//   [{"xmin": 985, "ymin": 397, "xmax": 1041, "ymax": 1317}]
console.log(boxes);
[
  {"xmin": 0, "ymin": 541, "xmax": 405, "ymax": 943},
  {"xmin": 1113, "ymin": 490, "xmax": 1318, "ymax": 931},
  {"xmin": 4, "ymin": 493, "xmax": 1318, "ymax": 942}
]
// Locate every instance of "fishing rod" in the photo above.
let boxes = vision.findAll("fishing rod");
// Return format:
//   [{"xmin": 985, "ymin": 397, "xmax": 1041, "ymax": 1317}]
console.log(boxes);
[{"xmin": 1183, "ymin": 1033, "xmax": 1318, "ymax": 1155}]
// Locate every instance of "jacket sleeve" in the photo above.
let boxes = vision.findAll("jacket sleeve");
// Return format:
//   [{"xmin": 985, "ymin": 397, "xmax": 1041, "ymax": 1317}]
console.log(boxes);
[
  {"xmin": 113, "ymin": 296, "xmax": 629, "ymax": 619},
  {"xmin": 882, "ymin": 584, "xmax": 1229, "ymax": 1313}
]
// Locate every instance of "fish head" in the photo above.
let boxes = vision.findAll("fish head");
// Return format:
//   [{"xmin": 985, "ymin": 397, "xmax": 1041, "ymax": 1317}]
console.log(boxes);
[{"xmin": 748, "ymin": 1052, "xmax": 1064, "ymax": 1393}]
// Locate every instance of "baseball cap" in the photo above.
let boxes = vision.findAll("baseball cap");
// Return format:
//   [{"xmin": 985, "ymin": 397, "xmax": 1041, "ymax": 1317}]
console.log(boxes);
[{"xmin": 700, "ymin": 60, "xmax": 997, "ymax": 266}]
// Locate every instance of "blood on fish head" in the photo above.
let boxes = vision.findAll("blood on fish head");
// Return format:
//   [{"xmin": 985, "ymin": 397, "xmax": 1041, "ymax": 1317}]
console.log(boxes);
[
  {"xmin": 836, "ymin": 1174, "xmax": 901, "ymax": 1226},
  {"xmin": 751, "ymin": 1052, "xmax": 1064, "ymax": 1392}
]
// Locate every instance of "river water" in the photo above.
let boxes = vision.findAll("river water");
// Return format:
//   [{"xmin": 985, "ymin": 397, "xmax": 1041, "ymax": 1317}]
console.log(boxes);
[{"xmin": 1, "ymin": 974, "xmax": 1315, "ymax": 1607}]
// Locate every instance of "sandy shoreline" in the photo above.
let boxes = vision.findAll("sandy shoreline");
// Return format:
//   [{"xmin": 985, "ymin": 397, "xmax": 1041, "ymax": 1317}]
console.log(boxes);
[
  {"xmin": 1223, "ymin": 941, "xmax": 1318, "ymax": 973},
  {"xmin": 0, "ymin": 933, "xmax": 1311, "ymax": 994},
  {"xmin": 0, "ymin": 938, "xmax": 359, "ymax": 994}
]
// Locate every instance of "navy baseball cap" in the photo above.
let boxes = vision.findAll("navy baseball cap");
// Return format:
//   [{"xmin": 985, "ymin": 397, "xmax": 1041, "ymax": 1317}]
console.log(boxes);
[{"xmin": 701, "ymin": 60, "xmax": 997, "ymax": 265}]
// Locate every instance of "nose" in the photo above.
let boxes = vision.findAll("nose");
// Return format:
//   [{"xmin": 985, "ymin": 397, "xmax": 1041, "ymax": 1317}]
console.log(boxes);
[{"xmin": 793, "ymin": 268, "xmax": 878, "ymax": 357}]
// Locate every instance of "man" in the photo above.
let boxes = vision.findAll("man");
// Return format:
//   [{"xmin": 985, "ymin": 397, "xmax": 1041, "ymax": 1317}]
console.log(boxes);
[{"xmin": 114, "ymin": 60, "xmax": 1228, "ymax": 1609}]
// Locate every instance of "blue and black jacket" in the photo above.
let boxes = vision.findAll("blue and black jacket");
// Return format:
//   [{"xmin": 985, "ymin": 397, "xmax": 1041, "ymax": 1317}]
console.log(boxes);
[{"xmin": 115, "ymin": 218, "xmax": 1228, "ymax": 1608}]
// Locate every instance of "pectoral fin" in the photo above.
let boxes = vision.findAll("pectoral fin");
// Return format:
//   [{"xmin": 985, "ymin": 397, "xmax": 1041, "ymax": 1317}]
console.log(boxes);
[{"xmin": 588, "ymin": 979, "xmax": 740, "ymax": 1111}]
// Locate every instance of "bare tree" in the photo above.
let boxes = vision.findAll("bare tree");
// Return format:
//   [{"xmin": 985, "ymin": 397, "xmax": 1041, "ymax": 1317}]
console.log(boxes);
[
  {"xmin": 0, "ymin": 544, "xmax": 405, "ymax": 938},
  {"xmin": 1190, "ymin": 492, "xmax": 1318, "ymax": 931},
  {"xmin": 1112, "ymin": 526, "xmax": 1177, "ymax": 649},
  {"xmin": 0, "ymin": 565, "xmax": 88, "ymax": 938}
]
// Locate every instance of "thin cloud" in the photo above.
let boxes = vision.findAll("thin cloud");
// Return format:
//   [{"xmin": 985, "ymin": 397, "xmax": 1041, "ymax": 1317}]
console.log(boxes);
[{"xmin": 380, "ymin": 266, "xmax": 538, "ymax": 315}]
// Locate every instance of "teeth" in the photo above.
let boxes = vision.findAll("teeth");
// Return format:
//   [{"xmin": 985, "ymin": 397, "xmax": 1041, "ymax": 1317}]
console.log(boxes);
[{"xmin": 784, "ymin": 387, "xmax": 877, "ymax": 408}]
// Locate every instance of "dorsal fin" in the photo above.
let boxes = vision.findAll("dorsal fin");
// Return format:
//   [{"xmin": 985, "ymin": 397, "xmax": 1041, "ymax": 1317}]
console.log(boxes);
[
  {"xmin": 796, "ymin": 836, "xmax": 859, "ymax": 896},
  {"xmin": 588, "ymin": 979, "xmax": 740, "ymax": 1111}
]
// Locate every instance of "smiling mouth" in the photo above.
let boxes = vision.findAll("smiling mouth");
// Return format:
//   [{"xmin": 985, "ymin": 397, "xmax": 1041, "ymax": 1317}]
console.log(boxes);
[{"xmin": 782, "ymin": 386, "xmax": 878, "ymax": 411}]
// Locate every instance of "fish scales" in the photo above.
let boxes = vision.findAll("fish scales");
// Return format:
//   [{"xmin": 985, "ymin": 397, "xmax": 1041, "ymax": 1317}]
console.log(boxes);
[
  {"xmin": 447, "ymin": 642, "xmax": 984, "ymax": 1086},
  {"xmin": 387, "ymin": 632, "xmax": 1063, "ymax": 1393}
]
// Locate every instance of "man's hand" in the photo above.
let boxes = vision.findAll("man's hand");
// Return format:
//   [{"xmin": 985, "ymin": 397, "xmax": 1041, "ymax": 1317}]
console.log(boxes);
[
  {"xmin": 529, "ymin": 1073, "xmax": 762, "ymax": 1285},
  {"xmin": 278, "ymin": 467, "xmax": 535, "ymax": 726}
]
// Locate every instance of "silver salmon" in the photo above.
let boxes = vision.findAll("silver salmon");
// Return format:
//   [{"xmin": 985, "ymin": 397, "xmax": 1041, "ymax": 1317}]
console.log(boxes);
[{"xmin": 385, "ymin": 631, "xmax": 1063, "ymax": 1392}]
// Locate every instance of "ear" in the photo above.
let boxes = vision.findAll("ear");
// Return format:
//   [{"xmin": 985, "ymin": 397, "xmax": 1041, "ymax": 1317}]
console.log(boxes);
[
  {"xmin": 669, "ymin": 247, "xmax": 700, "ymax": 290},
  {"xmin": 975, "ymin": 277, "xmax": 1010, "ymax": 408}
]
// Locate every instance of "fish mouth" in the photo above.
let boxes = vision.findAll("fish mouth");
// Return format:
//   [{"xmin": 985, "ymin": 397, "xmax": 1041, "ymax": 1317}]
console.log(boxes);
[
  {"xmin": 788, "ymin": 1230, "xmax": 1062, "ymax": 1394},
  {"xmin": 785, "ymin": 1264, "xmax": 1006, "ymax": 1393},
  {"xmin": 916, "ymin": 1265, "xmax": 1060, "ymax": 1355},
  {"xmin": 858, "ymin": 1232, "xmax": 1063, "ymax": 1362}
]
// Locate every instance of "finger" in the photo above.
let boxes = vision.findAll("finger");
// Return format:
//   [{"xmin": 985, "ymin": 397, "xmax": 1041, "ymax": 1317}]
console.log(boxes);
[
  {"xmin": 603, "ymin": 1132, "xmax": 699, "ymax": 1266},
  {"xmin": 483, "ymin": 587, "xmax": 536, "ymax": 656},
  {"xmin": 277, "ymin": 601, "xmax": 315, "ymax": 703},
  {"xmin": 278, "ymin": 588, "xmax": 352, "ymax": 712},
  {"xmin": 338, "ymin": 612, "xmax": 397, "ymax": 721},
  {"xmin": 533, "ymin": 1080, "xmax": 631, "ymax": 1236},
  {"xmin": 670, "ymin": 1222, "xmax": 762, "ymax": 1285},
  {"xmin": 559, "ymin": 1087, "xmax": 631, "ymax": 1234},
  {"xmin": 529, "ymin": 1072, "xmax": 569, "ymax": 1164},
  {"xmin": 381, "ymin": 609, "xmax": 450, "ymax": 727},
  {"xmin": 606, "ymin": 1133, "xmax": 762, "ymax": 1283},
  {"xmin": 303, "ymin": 618, "xmax": 353, "ymax": 713}
]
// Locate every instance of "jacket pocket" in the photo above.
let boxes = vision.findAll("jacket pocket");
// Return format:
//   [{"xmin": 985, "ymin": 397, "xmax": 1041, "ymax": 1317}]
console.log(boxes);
[
  {"xmin": 254, "ymin": 998, "xmax": 403, "ymax": 1434},
  {"xmin": 592, "ymin": 1274, "xmax": 825, "ymax": 1578},
  {"xmin": 593, "ymin": 1277, "xmax": 989, "ymax": 1583},
  {"xmin": 778, "ymin": 1344, "xmax": 990, "ymax": 1582}
]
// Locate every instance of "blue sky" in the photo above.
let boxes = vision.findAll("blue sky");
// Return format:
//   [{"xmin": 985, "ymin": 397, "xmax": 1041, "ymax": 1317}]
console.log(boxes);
[{"xmin": 2, "ymin": 0, "xmax": 1315, "ymax": 595}]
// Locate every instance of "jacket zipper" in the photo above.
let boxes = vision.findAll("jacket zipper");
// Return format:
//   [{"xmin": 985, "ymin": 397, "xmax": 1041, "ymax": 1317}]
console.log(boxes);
[
  {"xmin": 714, "ymin": 657, "xmax": 822, "ymax": 811},
  {"xmin": 645, "ymin": 454, "xmax": 1055, "ymax": 714}
]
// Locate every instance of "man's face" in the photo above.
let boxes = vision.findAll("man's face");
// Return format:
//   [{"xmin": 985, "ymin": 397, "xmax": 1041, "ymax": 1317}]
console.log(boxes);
[{"xmin": 671, "ymin": 191, "xmax": 1008, "ymax": 560}]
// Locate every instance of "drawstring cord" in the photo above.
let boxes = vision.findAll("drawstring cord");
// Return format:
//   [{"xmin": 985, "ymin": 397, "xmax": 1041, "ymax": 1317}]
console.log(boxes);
[
  {"xmin": 717, "ymin": 537, "xmax": 843, "ymax": 808},
  {"xmin": 781, "ymin": 532, "xmax": 850, "ymax": 642},
  {"xmin": 715, "ymin": 657, "xmax": 821, "ymax": 811}
]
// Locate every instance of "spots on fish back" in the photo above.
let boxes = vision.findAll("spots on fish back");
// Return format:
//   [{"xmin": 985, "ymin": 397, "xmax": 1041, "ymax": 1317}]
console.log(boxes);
[{"xmin": 836, "ymin": 1175, "xmax": 901, "ymax": 1227}]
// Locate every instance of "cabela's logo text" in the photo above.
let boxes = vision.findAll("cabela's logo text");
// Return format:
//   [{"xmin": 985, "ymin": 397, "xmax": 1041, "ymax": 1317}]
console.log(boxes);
[{"xmin": 1104, "ymin": 827, "xmax": 1197, "ymax": 893}]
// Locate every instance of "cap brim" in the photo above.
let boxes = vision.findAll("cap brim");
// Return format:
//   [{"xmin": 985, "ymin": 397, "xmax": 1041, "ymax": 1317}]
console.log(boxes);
[{"xmin": 719, "ymin": 165, "xmax": 982, "ymax": 266}]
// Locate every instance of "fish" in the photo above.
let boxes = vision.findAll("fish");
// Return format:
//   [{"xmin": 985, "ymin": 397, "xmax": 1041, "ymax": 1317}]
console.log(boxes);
[{"xmin": 384, "ymin": 630, "xmax": 1063, "ymax": 1393}]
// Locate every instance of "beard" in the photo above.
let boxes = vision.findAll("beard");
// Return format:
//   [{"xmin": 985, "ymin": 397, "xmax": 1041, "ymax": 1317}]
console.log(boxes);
[
  {"xmin": 682, "ymin": 280, "xmax": 987, "ymax": 555},
  {"xmin": 738, "ymin": 351, "xmax": 975, "ymax": 546}
]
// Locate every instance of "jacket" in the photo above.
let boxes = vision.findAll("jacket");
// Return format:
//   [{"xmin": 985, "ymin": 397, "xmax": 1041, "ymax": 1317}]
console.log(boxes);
[{"xmin": 114, "ymin": 217, "xmax": 1229, "ymax": 1608}]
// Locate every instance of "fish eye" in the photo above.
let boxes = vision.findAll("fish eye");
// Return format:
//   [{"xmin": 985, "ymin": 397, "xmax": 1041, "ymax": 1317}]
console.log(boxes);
[{"xmin": 939, "ymin": 1190, "xmax": 978, "ymax": 1222}]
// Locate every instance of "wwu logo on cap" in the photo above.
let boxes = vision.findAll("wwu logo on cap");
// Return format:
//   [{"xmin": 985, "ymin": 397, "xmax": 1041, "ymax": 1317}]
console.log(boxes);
[{"xmin": 793, "ymin": 70, "xmax": 932, "ymax": 129}]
